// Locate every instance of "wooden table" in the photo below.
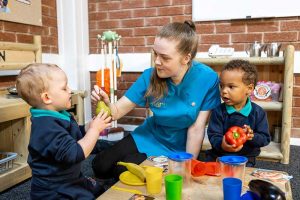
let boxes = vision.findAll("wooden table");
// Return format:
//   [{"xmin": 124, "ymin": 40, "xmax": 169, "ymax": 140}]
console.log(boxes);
[{"xmin": 97, "ymin": 160, "xmax": 293, "ymax": 200}]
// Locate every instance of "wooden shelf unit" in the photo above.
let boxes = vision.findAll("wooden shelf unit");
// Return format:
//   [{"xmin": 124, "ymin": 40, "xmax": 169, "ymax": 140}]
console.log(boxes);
[{"xmin": 196, "ymin": 45, "xmax": 294, "ymax": 164}]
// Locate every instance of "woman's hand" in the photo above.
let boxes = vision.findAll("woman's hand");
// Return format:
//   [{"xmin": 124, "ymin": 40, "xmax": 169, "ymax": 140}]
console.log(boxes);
[{"xmin": 91, "ymin": 85, "xmax": 110, "ymax": 105}]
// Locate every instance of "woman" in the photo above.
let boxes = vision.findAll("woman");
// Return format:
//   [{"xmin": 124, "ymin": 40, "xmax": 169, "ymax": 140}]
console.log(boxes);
[{"xmin": 91, "ymin": 20, "xmax": 220, "ymax": 179}]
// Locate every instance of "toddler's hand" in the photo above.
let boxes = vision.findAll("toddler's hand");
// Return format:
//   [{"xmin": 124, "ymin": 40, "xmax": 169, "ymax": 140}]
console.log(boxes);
[
  {"xmin": 90, "ymin": 110, "xmax": 111, "ymax": 133},
  {"xmin": 221, "ymin": 136, "xmax": 243, "ymax": 152},
  {"xmin": 243, "ymin": 125, "xmax": 254, "ymax": 140}
]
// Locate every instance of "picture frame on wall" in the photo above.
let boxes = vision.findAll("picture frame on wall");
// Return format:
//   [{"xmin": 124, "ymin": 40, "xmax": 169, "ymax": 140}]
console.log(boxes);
[
  {"xmin": 0, "ymin": 0, "xmax": 10, "ymax": 13},
  {"xmin": 0, "ymin": 0, "xmax": 41, "ymax": 26}
]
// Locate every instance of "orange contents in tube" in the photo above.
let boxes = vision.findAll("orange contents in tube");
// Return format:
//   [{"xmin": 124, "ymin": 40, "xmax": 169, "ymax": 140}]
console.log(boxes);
[{"xmin": 96, "ymin": 68, "xmax": 110, "ymax": 94}]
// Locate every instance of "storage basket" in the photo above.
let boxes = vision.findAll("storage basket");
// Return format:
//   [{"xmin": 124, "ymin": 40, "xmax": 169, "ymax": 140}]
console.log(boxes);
[{"xmin": 0, "ymin": 152, "xmax": 17, "ymax": 173}]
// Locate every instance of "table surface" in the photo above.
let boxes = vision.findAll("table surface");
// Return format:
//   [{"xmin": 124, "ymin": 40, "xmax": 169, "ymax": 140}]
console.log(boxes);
[{"xmin": 97, "ymin": 160, "xmax": 292, "ymax": 200}]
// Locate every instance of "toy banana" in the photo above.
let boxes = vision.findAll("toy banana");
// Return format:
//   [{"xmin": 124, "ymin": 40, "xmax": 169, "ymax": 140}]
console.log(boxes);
[{"xmin": 117, "ymin": 161, "xmax": 146, "ymax": 182}]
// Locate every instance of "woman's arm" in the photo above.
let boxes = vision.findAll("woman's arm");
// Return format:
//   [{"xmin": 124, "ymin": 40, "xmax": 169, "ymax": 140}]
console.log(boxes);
[
  {"xmin": 186, "ymin": 110, "xmax": 211, "ymax": 158},
  {"xmin": 91, "ymin": 85, "xmax": 136, "ymax": 120},
  {"xmin": 113, "ymin": 96, "xmax": 136, "ymax": 120}
]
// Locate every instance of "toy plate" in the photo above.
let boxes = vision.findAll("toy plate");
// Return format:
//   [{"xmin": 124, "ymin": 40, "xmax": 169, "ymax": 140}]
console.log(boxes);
[{"xmin": 119, "ymin": 171, "xmax": 145, "ymax": 186}]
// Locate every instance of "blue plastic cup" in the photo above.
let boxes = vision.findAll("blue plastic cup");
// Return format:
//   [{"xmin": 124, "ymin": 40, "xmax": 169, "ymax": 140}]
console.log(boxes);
[{"xmin": 223, "ymin": 177, "xmax": 242, "ymax": 200}]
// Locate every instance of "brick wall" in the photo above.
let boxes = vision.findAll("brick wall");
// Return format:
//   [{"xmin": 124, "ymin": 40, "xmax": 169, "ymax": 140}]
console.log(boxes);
[
  {"xmin": 0, "ymin": 0, "xmax": 58, "ymax": 89},
  {"xmin": 88, "ymin": 0, "xmax": 300, "ymax": 137}
]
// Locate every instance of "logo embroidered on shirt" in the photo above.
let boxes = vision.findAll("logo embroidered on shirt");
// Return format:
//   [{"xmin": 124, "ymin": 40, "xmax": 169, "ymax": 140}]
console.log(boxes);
[{"xmin": 150, "ymin": 101, "xmax": 166, "ymax": 108}]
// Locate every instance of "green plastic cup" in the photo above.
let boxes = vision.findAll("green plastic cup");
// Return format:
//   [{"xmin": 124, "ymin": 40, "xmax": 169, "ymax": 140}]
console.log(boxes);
[{"xmin": 164, "ymin": 174, "xmax": 183, "ymax": 200}]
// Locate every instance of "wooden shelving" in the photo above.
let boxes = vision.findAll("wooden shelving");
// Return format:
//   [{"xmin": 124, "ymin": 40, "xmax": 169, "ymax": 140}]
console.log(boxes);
[{"xmin": 196, "ymin": 45, "xmax": 294, "ymax": 164}]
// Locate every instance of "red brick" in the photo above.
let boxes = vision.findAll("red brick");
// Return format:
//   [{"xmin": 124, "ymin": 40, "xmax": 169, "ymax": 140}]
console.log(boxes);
[
  {"xmin": 293, "ymin": 97, "xmax": 300, "ymax": 107},
  {"xmin": 135, "ymin": 27, "xmax": 158, "ymax": 36},
  {"xmin": 231, "ymin": 44, "xmax": 246, "ymax": 51},
  {"xmin": 42, "ymin": 27, "xmax": 50, "ymax": 36},
  {"xmin": 16, "ymin": 34, "xmax": 33, "ymax": 43},
  {"xmin": 42, "ymin": 16, "xmax": 57, "ymax": 27},
  {"xmin": 294, "ymin": 86, "xmax": 300, "ymax": 97},
  {"xmin": 90, "ymin": 48, "xmax": 98, "ymax": 54},
  {"xmin": 247, "ymin": 21, "xmax": 279, "ymax": 32},
  {"xmin": 109, "ymin": 10, "xmax": 132, "ymax": 19},
  {"xmin": 146, "ymin": 36, "xmax": 155, "ymax": 45},
  {"xmin": 89, "ymin": 13, "xmax": 97, "ymax": 21},
  {"xmin": 89, "ymin": 38, "xmax": 99, "ymax": 48},
  {"xmin": 145, "ymin": 17, "xmax": 170, "ymax": 26},
  {"xmin": 184, "ymin": 5, "xmax": 192, "ymax": 14},
  {"xmin": 97, "ymin": 2, "xmax": 121, "ymax": 11},
  {"xmin": 231, "ymin": 33, "xmax": 262, "ymax": 43},
  {"xmin": 96, "ymin": 12, "xmax": 108, "ymax": 20},
  {"xmin": 88, "ymin": 0, "xmax": 98, "ymax": 3},
  {"xmin": 50, "ymin": 27, "xmax": 58, "ymax": 37},
  {"xmin": 51, "ymin": 46, "xmax": 58, "ymax": 54},
  {"xmin": 158, "ymin": 6, "xmax": 184, "ymax": 16},
  {"xmin": 97, "ymin": 20, "xmax": 120, "ymax": 29},
  {"xmin": 89, "ymin": 30, "xmax": 102, "ymax": 39},
  {"xmin": 145, "ymin": 0, "xmax": 172, "ymax": 7},
  {"xmin": 171, "ymin": 15, "xmax": 192, "ymax": 23},
  {"xmin": 89, "ymin": 21, "xmax": 97, "ymax": 30},
  {"xmin": 281, "ymin": 20, "xmax": 300, "ymax": 31},
  {"xmin": 29, "ymin": 26, "xmax": 43, "ymax": 35},
  {"xmin": 49, "ymin": 7, "xmax": 57, "ymax": 18},
  {"xmin": 172, "ymin": 0, "xmax": 191, "ymax": 5},
  {"xmin": 0, "ymin": 32, "xmax": 16, "ymax": 42},
  {"xmin": 3, "ymin": 22, "xmax": 29, "ymax": 33},
  {"xmin": 195, "ymin": 24, "xmax": 214, "ymax": 34},
  {"xmin": 118, "ymin": 46, "xmax": 134, "ymax": 53},
  {"xmin": 89, "ymin": 3, "xmax": 97, "ymax": 13},
  {"xmin": 294, "ymin": 74, "xmax": 300, "ymax": 85},
  {"xmin": 42, "ymin": 0, "xmax": 56, "ymax": 8},
  {"xmin": 115, "ymin": 29, "xmax": 133, "ymax": 37},
  {"xmin": 200, "ymin": 34, "xmax": 229, "ymax": 44},
  {"xmin": 291, "ymin": 128, "xmax": 300, "ymax": 138},
  {"xmin": 198, "ymin": 44, "xmax": 212, "ymax": 52},
  {"xmin": 216, "ymin": 23, "xmax": 245, "ymax": 33},
  {"xmin": 292, "ymin": 107, "xmax": 300, "ymax": 117},
  {"xmin": 121, "ymin": 19, "xmax": 144, "ymax": 28},
  {"xmin": 291, "ymin": 42, "xmax": 300, "ymax": 51},
  {"xmin": 133, "ymin": 8, "xmax": 157, "ymax": 18},
  {"xmin": 134, "ymin": 46, "xmax": 152, "ymax": 53},
  {"xmin": 42, "ymin": 36, "xmax": 56, "ymax": 45},
  {"xmin": 120, "ymin": 37, "xmax": 145, "ymax": 46},
  {"xmin": 42, "ymin": 46, "xmax": 51, "ymax": 53},
  {"xmin": 42, "ymin": 5, "xmax": 51, "ymax": 16},
  {"xmin": 121, "ymin": 0, "xmax": 145, "ymax": 9},
  {"xmin": 121, "ymin": 73, "xmax": 140, "ymax": 82},
  {"xmin": 118, "ymin": 82, "xmax": 133, "ymax": 90},
  {"xmin": 292, "ymin": 118, "xmax": 300, "ymax": 127},
  {"xmin": 264, "ymin": 32, "xmax": 298, "ymax": 43}
]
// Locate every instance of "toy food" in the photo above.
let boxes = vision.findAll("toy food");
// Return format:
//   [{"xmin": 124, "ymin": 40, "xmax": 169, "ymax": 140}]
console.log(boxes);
[
  {"xmin": 95, "ymin": 101, "xmax": 111, "ymax": 116},
  {"xmin": 117, "ymin": 162, "xmax": 146, "ymax": 182},
  {"xmin": 225, "ymin": 126, "xmax": 247, "ymax": 148}
]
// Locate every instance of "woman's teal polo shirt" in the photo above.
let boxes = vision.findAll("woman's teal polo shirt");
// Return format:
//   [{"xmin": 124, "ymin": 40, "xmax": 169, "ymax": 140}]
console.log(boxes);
[{"xmin": 125, "ymin": 61, "xmax": 220, "ymax": 156}]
